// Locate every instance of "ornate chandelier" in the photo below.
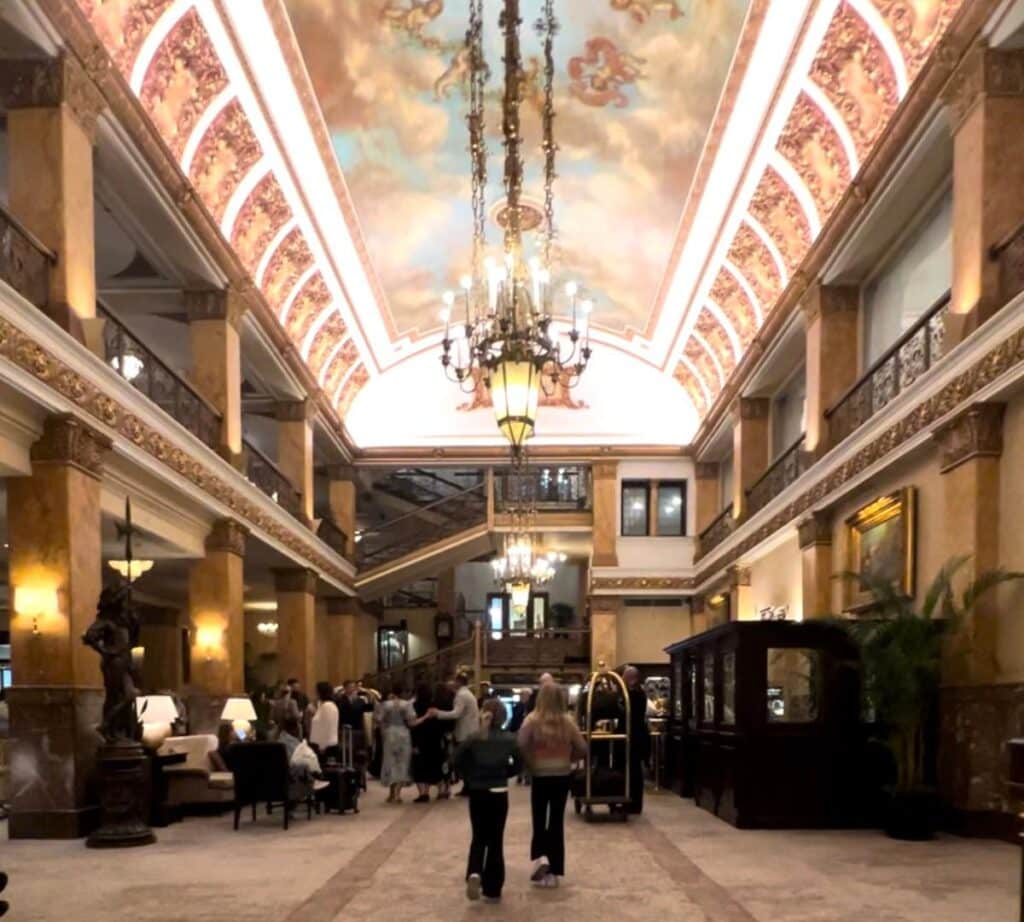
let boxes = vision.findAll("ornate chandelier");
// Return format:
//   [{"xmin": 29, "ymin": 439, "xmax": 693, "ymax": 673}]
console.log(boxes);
[{"xmin": 440, "ymin": 0, "xmax": 592, "ymax": 451}]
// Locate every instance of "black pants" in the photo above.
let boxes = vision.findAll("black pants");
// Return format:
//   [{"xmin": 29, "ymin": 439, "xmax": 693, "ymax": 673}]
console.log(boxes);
[
  {"xmin": 629, "ymin": 750, "xmax": 645, "ymax": 814},
  {"xmin": 530, "ymin": 775, "xmax": 570, "ymax": 876},
  {"xmin": 467, "ymin": 791, "xmax": 508, "ymax": 898}
]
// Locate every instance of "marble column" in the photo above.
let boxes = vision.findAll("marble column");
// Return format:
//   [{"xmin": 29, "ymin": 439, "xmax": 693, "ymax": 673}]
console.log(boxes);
[
  {"xmin": 1, "ymin": 56, "xmax": 105, "ymax": 340},
  {"xmin": 589, "ymin": 596, "xmax": 622, "ymax": 670},
  {"xmin": 690, "ymin": 595, "xmax": 708, "ymax": 636},
  {"xmin": 274, "ymin": 568, "xmax": 317, "ymax": 690},
  {"xmin": 186, "ymin": 288, "xmax": 246, "ymax": 467},
  {"xmin": 326, "ymin": 463, "xmax": 358, "ymax": 558},
  {"xmin": 591, "ymin": 461, "xmax": 619, "ymax": 567},
  {"xmin": 802, "ymin": 284, "xmax": 860, "ymax": 456},
  {"xmin": 277, "ymin": 399, "xmax": 316, "ymax": 523},
  {"xmin": 798, "ymin": 512, "xmax": 834, "ymax": 620},
  {"xmin": 942, "ymin": 47, "xmax": 1024, "ymax": 341},
  {"xmin": 728, "ymin": 566, "xmax": 754, "ymax": 621},
  {"xmin": 694, "ymin": 462, "xmax": 720, "ymax": 536},
  {"xmin": 326, "ymin": 596, "xmax": 371, "ymax": 685},
  {"xmin": 187, "ymin": 519, "xmax": 247, "ymax": 730},
  {"xmin": 6, "ymin": 414, "xmax": 111, "ymax": 838},
  {"xmin": 731, "ymin": 398, "xmax": 770, "ymax": 520},
  {"xmin": 138, "ymin": 607, "xmax": 184, "ymax": 692}
]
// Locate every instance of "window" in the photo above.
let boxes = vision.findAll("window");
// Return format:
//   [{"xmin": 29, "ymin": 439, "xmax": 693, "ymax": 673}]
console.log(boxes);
[
  {"xmin": 719, "ymin": 455, "xmax": 734, "ymax": 513},
  {"xmin": 621, "ymin": 481, "xmax": 649, "ymax": 536},
  {"xmin": 772, "ymin": 367, "xmax": 806, "ymax": 458},
  {"xmin": 656, "ymin": 481, "xmax": 686, "ymax": 536},
  {"xmin": 766, "ymin": 648, "xmax": 821, "ymax": 723},
  {"xmin": 863, "ymin": 187, "xmax": 952, "ymax": 366}
]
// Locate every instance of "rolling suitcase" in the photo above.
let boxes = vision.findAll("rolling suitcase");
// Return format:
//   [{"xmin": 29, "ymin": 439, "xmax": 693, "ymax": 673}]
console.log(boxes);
[{"xmin": 337, "ymin": 726, "xmax": 361, "ymax": 814}]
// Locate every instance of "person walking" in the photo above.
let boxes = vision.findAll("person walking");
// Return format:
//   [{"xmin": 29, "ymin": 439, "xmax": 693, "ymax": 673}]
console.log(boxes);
[
  {"xmin": 454, "ymin": 698, "xmax": 522, "ymax": 904},
  {"xmin": 309, "ymin": 681, "xmax": 340, "ymax": 757},
  {"xmin": 433, "ymin": 681, "xmax": 456, "ymax": 799},
  {"xmin": 411, "ymin": 682, "xmax": 444, "ymax": 802},
  {"xmin": 376, "ymin": 685, "xmax": 417, "ymax": 803},
  {"xmin": 431, "ymin": 673, "xmax": 480, "ymax": 795},
  {"xmin": 517, "ymin": 682, "xmax": 587, "ymax": 888}
]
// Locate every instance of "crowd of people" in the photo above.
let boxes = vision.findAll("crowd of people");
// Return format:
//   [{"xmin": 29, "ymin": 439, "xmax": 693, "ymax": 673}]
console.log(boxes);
[{"xmin": 263, "ymin": 667, "xmax": 653, "ymax": 905}]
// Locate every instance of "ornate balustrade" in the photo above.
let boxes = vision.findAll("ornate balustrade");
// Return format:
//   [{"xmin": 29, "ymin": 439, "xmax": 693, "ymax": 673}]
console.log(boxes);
[
  {"xmin": 745, "ymin": 435, "xmax": 808, "ymax": 518},
  {"xmin": 367, "ymin": 638, "xmax": 475, "ymax": 692},
  {"xmin": 494, "ymin": 464, "xmax": 591, "ymax": 511},
  {"xmin": 100, "ymin": 306, "xmax": 222, "ymax": 449},
  {"xmin": 244, "ymin": 439, "xmax": 302, "ymax": 518},
  {"xmin": 825, "ymin": 291, "xmax": 950, "ymax": 445},
  {"xmin": 698, "ymin": 503, "xmax": 735, "ymax": 557},
  {"xmin": 0, "ymin": 204, "xmax": 52, "ymax": 308}
]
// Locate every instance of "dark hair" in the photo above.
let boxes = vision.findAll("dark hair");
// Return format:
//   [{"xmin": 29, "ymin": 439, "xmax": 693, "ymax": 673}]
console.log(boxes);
[
  {"xmin": 414, "ymin": 683, "xmax": 433, "ymax": 710},
  {"xmin": 287, "ymin": 678, "xmax": 299, "ymax": 686},
  {"xmin": 434, "ymin": 683, "xmax": 455, "ymax": 709},
  {"xmin": 281, "ymin": 716, "xmax": 301, "ymax": 737},
  {"xmin": 316, "ymin": 681, "xmax": 333, "ymax": 702},
  {"xmin": 480, "ymin": 697, "xmax": 507, "ymax": 732},
  {"xmin": 454, "ymin": 673, "xmax": 469, "ymax": 687},
  {"xmin": 390, "ymin": 683, "xmax": 405, "ymax": 698}
]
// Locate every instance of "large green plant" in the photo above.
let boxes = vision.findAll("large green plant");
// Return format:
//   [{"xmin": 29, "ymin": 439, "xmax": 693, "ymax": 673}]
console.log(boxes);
[{"xmin": 836, "ymin": 557, "xmax": 1024, "ymax": 791}]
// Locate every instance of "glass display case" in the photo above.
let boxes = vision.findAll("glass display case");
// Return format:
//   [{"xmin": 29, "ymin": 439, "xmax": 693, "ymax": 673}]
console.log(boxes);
[{"xmin": 666, "ymin": 621, "xmax": 861, "ymax": 828}]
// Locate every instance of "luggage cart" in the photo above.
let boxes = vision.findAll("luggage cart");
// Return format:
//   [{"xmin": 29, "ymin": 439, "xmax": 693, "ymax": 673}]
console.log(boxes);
[{"xmin": 573, "ymin": 663, "xmax": 631, "ymax": 822}]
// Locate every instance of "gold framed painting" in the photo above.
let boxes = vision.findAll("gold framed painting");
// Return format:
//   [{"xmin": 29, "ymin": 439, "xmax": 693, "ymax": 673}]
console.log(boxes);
[{"xmin": 845, "ymin": 487, "xmax": 916, "ymax": 611}]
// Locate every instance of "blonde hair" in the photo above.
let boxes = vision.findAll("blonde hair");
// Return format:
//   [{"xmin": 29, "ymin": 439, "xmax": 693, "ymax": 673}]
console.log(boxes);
[{"xmin": 525, "ymin": 682, "xmax": 573, "ymax": 744}]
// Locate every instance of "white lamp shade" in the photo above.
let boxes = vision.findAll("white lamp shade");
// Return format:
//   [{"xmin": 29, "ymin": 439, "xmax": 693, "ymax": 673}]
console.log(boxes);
[
  {"xmin": 136, "ymin": 695, "xmax": 178, "ymax": 725},
  {"xmin": 221, "ymin": 696, "xmax": 257, "ymax": 722}
]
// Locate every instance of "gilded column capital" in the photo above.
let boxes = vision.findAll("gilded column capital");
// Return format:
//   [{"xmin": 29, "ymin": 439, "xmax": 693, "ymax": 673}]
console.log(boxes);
[
  {"xmin": 797, "ymin": 510, "xmax": 833, "ymax": 550},
  {"xmin": 0, "ymin": 55, "xmax": 106, "ymax": 139},
  {"xmin": 695, "ymin": 461, "xmax": 719, "ymax": 480},
  {"xmin": 932, "ymin": 402, "xmax": 1005, "ymax": 473},
  {"xmin": 184, "ymin": 288, "xmax": 248, "ymax": 331},
  {"xmin": 205, "ymin": 518, "xmax": 248, "ymax": 557},
  {"xmin": 30, "ymin": 413, "xmax": 112, "ymax": 478},
  {"xmin": 942, "ymin": 45, "xmax": 1024, "ymax": 132},
  {"xmin": 275, "ymin": 399, "xmax": 317, "ymax": 423},
  {"xmin": 273, "ymin": 567, "xmax": 318, "ymax": 595}
]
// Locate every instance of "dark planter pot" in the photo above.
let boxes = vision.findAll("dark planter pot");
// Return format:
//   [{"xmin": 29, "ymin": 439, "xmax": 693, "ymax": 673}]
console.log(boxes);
[{"xmin": 884, "ymin": 788, "xmax": 939, "ymax": 841}]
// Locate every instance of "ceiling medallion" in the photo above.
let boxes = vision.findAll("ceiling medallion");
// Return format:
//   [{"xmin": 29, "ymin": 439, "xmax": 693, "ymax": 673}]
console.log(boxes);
[{"xmin": 440, "ymin": 0, "xmax": 592, "ymax": 452}]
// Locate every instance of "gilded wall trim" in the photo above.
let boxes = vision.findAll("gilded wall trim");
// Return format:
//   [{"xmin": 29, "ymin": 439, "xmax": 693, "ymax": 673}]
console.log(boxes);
[{"xmin": 591, "ymin": 577, "xmax": 697, "ymax": 593}]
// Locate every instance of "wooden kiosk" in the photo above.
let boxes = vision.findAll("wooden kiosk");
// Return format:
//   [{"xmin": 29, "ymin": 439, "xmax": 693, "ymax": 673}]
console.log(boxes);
[{"xmin": 665, "ymin": 621, "xmax": 861, "ymax": 828}]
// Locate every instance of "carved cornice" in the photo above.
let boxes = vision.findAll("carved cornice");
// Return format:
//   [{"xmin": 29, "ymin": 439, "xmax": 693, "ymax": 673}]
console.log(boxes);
[
  {"xmin": 590, "ymin": 576, "xmax": 696, "ymax": 592},
  {"xmin": 30, "ymin": 412, "xmax": 112, "ymax": 478},
  {"xmin": 800, "ymin": 283, "xmax": 859, "ymax": 325},
  {"xmin": 0, "ymin": 55, "xmax": 106, "ymax": 139},
  {"xmin": 184, "ymin": 288, "xmax": 248, "ymax": 331},
  {"xmin": 205, "ymin": 518, "xmax": 248, "ymax": 557},
  {"xmin": 273, "ymin": 567, "xmax": 318, "ymax": 594},
  {"xmin": 695, "ymin": 462, "xmax": 719, "ymax": 480},
  {"xmin": 942, "ymin": 46, "xmax": 1024, "ymax": 132},
  {"xmin": 727, "ymin": 565, "xmax": 751, "ymax": 589},
  {"xmin": 797, "ymin": 510, "xmax": 833, "ymax": 550},
  {"xmin": 275, "ymin": 399, "xmax": 316, "ymax": 423},
  {"xmin": 932, "ymin": 401, "xmax": 1005, "ymax": 473}
]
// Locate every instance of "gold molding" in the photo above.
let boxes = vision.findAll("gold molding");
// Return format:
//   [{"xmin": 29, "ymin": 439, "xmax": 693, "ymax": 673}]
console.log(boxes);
[
  {"xmin": 590, "ymin": 576, "xmax": 696, "ymax": 592},
  {"xmin": 844, "ymin": 487, "xmax": 916, "ymax": 610},
  {"xmin": 932, "ymin": 401, "xmax": 1005, "ymax": 473},
  {"xmin": 30, "ymin": 412, "xmax": 112, "ymax": 479}
]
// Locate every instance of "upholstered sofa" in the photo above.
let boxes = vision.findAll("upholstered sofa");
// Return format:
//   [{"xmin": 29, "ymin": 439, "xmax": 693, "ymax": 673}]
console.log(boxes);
[{"xmin": 158, "ymin": 734, "xmax": 234, "ymax": 810}]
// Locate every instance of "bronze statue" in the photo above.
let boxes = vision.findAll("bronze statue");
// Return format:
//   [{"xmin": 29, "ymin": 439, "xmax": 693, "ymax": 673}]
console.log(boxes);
[{"xmin": 82, "ymin": 582, "xmax": 142, "ymax": 743}]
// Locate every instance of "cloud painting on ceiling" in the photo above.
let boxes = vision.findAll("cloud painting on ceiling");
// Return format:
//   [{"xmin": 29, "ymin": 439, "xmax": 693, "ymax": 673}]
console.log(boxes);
[{"xmin": 284, "ymin": 0, "xmax": 752, "ymax": 341}]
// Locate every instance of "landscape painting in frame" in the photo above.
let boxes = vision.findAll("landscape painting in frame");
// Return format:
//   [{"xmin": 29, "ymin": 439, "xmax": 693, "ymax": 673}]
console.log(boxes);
[{"xmin": 845, "ymin": 487, "xmax": 916, "ymax": 612}]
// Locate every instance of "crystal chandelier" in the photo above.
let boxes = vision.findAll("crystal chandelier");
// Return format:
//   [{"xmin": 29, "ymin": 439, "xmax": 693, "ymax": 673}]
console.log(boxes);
[{"xmin": 440, "ymin": 0, "xmax": 592, "ymax": 451}]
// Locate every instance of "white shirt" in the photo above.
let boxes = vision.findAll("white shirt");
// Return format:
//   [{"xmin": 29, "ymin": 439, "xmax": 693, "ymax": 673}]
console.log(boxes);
[
  {"xmin": 309, "ymin": 700, "xmax": 339, "ymax": 749},
  {"xmin": 436, "ymin": 686, "xmax": 480, "ymax": 742}
]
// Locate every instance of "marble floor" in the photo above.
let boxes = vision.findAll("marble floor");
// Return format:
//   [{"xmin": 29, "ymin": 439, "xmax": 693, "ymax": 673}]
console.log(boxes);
[{"xmin": 0, "ymin": 785, "xmax": 1018, "ymax": 922}]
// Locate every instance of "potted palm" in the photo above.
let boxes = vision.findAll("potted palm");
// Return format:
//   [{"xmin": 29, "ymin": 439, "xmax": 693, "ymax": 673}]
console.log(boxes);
[{"xmin": 837, "ymin": 557, "xmax": 1023, "ymax": 840}]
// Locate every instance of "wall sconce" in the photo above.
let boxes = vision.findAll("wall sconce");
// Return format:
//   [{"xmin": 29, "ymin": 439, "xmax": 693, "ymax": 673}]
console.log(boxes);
[
  {"xmin": 708, "ymin": 593, "xmax": 727, "ymax": 607},
  {"xmin": 14, "ymin": 585, "xmax": 59, "ymax": 636},
  {"xmin": 108, "ymin": 559, "xmax": 154, "ymax": 582},
  {"xmin": 257, "ymin": 621, "xmax": 279, "ymax": 637},
  {"xmin": 195, "ymin": 625, "xmax": 224, "ymax": 662}
]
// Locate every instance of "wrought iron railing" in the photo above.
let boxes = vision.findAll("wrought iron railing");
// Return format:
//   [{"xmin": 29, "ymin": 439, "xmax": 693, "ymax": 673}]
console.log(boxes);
[
  {"xmin": 0, "ymin": 204, "xmax": 53, "ymax": 309},
  {"xmin": 992, "ymin": 219, "xmax": 1024, "ymax": 305},
  {"xmin": 494, "ymin": 464, "xmax": 591, "ymax": 511},
  {"xmin": 317, "ymin": 517, "xmax": 349, "ymax": 556},
  {"xmin": 745, "ymin": 435, "xmax": 808, "ymax": 518},
  {"xmin": 244, "ymin": 439, "xmax": 302, "ymax": 518},
  {"xmin": 825, "ymin": 291, "xmax": 951, "ymax": 446},
  {"xmin": 366, "ymin": 638, "xmax": 475, "ymax": 692},
  {"xmin": 698, "ymin": 503, "xmax": 735, "ymax": 557},
  {"xmin": 100, "ymin": 305, "xmax": 222, "ymax": 449},
  {"xmin": 379, "ymin": 468, "xmax": 484, "ymax": 507},
  {"xmin": 357, "ymin": 480, "xmax": 488, "ymax": 570}
]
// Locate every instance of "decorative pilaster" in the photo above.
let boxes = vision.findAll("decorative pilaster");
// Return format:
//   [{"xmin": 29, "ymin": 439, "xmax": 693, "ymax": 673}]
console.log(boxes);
[
  {"xmin": 942, "ymin": 46, "xmax": 1024, "ymax": 338},
  {"xmin": 933, "ymin": 402, "xmax": 1006, "ymax": 473},
  {"xmin": 694, "ymin": 462, "xmax": 720, "ymax": 536},
  {"xmin": 798, "ymin": 511, "xmax": 834, "ymax": 619},
  {"xmin": 274, "ymin": 568, "xmax": 318, "ymax": 690},
  {"xmin": 589, "ymin": 595, "xmax": 622, "ymax": 670},
  {"xmin": 276, "ymin": 399, "xmax": 316, "ymax": 523},
  {"xmin": 731, "ymin": 397, "xmax": 770, "ymax": 520},
  {"xmin": 591, "ymin": 460, "xmax": 619, "ymax": 567},
  {"xmin": 727, "ymin": 565, "xmax": 754, "ymax": 621}
]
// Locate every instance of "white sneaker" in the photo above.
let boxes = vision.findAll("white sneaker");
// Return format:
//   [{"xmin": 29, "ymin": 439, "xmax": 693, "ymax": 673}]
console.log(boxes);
[
  {"xmin": 466, "ymin": 873, "xmax": 482, "ymax": 901},
  {"xmin": 530, "ymin": 857, "xmax": 550, "ymax": 883}
]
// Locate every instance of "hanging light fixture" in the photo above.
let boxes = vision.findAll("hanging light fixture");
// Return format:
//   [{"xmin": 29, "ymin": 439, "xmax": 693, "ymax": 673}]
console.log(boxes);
[{"xmin": 440, "ymin": 0, "xmax": 592, "ymax": 451}]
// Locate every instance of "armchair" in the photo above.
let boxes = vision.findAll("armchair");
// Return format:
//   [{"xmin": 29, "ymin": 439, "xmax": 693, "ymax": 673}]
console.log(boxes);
[{"xmin": 158, "ymin": 734, "xmax": 234, "ymax": 810}]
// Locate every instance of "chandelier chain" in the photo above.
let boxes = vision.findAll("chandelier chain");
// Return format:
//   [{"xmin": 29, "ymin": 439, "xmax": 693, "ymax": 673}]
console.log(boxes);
[
  {"xmin": 538, "ymin": 0, "xmax": 558, "ymax": 271},
  {"xmin": 468, "ymin": 0, "xmax": 487, "ymax": 286}
]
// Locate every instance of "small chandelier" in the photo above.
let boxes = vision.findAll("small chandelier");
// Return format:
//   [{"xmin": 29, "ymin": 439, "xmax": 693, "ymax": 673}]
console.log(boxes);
[
  {"xmin": 108, "ymin": 559, "xmax": 154, "ymax": 582},
  {"xmin": 440, "ymin": 0, "xmax": 592, "ymax": 451},
  {"xmin": 257, "ymin": 621, "xmax": 279, "ymax": 637}
]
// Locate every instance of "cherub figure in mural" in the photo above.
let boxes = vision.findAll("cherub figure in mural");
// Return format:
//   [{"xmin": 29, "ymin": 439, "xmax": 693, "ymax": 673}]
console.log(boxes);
[
  {"xmin": 610, "ymin": 0, "xmax": 685, "ymax": 24},
  {"xmin": 568, "ymin": 38, "xmax": 646, "ymax": 108},
  {"xmin": 381, "ymin": 0, "xmax": 445, "ymax": 51},
  {"xmin": 435, "ymin": 45, "xmax": 471, "ymax": 99}
]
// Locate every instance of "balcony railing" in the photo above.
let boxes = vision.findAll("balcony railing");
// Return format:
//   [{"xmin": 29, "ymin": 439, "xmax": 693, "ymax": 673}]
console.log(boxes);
[
  {"xmin": 317, "ymin": 517, "xmax": 349, "ymax": 556},
  {"xmin": 698, "ymin": 503, "xmax": 735, "ymax": 557},
  {"xmin": 825, "ymin": 291, "xmax": 951, "ymax": 446},
  {"xmin": 993, "ymin": 219, "xmax": 1024, "ymax": 305},
  {"xmin": 100, "ymin": 305, "xmax": 222, "ymax": 449},
  {"xmin": 745, "ymin": 435, "xmax": 808, "ymax": 518},
  {"xmin": 244, "ymin": 439, "xmax": 302, "ymax": 518},
  {"xmin": 494, "ymin": 464, "xmax": 591, "ymax": 511},
  {"xmin": 483, "ymin": 629, "xmax": 590, "ymax": 668},
  {"xmin": 0, "ymin": 204, "xmax": 53, "ymax": 308},
  {"xmin": 366, "ymin": 637, "xmax": 475, "ymax": 692}
]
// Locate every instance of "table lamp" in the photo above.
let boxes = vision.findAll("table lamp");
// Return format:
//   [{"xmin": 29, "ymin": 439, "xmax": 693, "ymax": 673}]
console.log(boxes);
[
  {"xmin": 221, "ymin": 696, "xmax": 258, "ymax": 740},
  {"xmin": 136, "ymin": 694, "xmax": 179, "ymax": 749}
]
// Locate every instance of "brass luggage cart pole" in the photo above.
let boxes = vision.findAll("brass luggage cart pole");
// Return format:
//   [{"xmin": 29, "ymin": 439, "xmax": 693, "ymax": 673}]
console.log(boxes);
[{"xmin": 575, "ymin": 662, "xmax": 631, "ymax": 822}]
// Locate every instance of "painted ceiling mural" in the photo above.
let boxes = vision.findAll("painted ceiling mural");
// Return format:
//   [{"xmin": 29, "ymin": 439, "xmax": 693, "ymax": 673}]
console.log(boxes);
[
  {"xmin": 281, "ymin": 0, "xmax": 752, "ymax": 340},
  {"xmin": 71, "ymin": 0, "xmax": 964, "ymax": 440}
]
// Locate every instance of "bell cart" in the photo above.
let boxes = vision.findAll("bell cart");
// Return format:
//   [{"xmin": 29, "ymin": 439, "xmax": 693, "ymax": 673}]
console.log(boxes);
[{"xmin": 573, "ymin": 662, "xmax": 631, "ymax": 822}]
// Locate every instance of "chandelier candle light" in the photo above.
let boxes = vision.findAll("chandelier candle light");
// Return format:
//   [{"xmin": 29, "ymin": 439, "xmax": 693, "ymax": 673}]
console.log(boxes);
[{"xmin": 440, "ymin": 0, "xmax": 592, "ymax": 451}]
